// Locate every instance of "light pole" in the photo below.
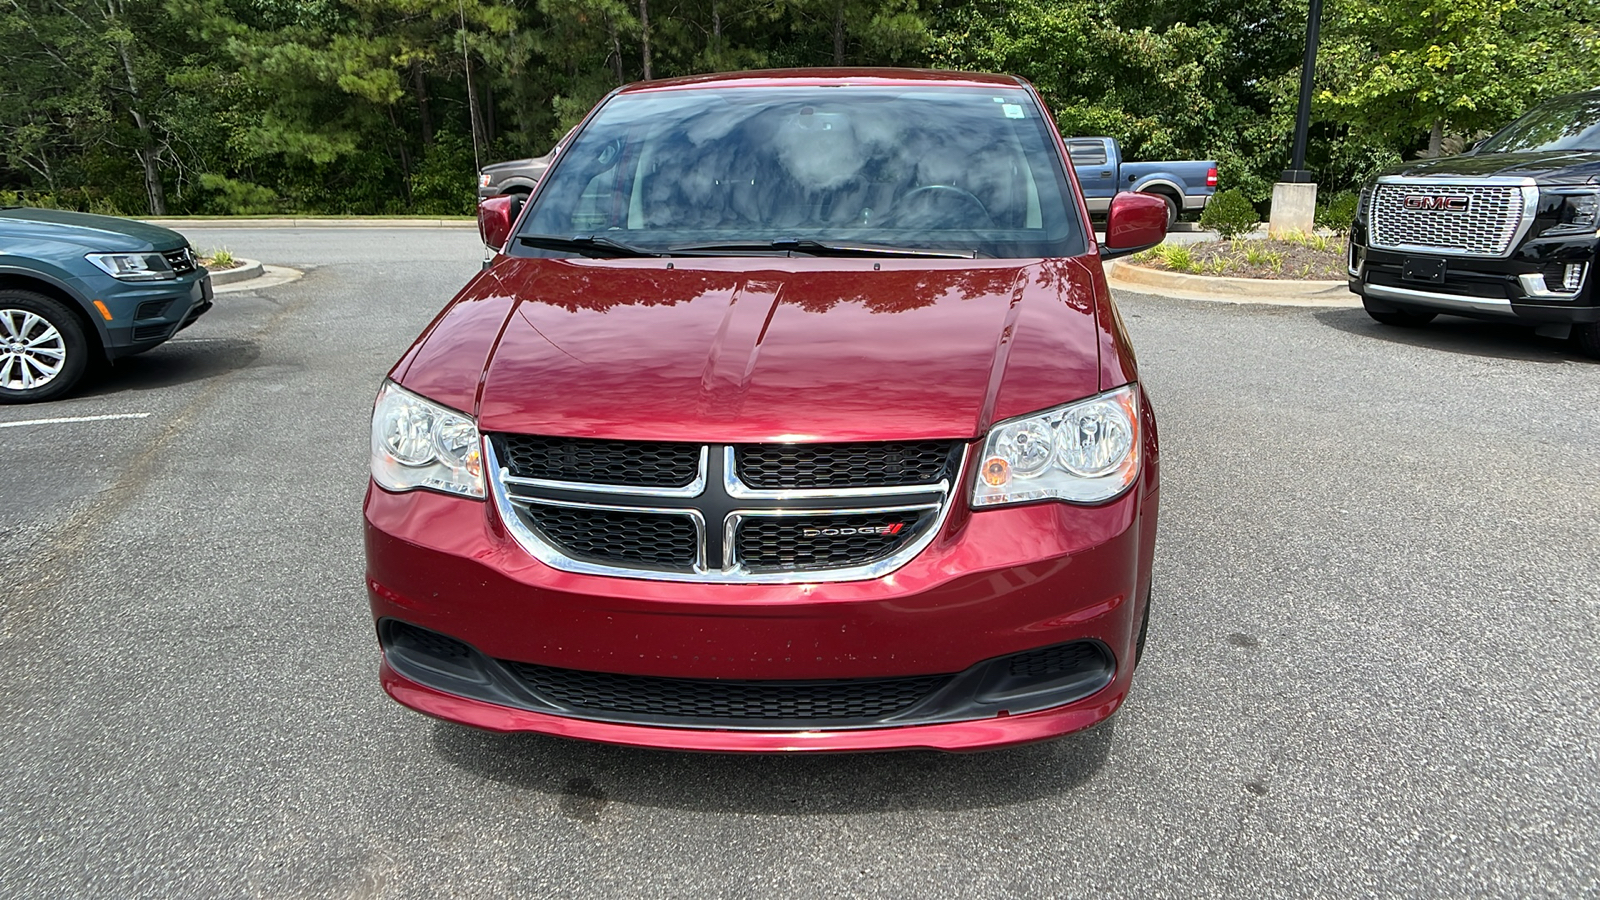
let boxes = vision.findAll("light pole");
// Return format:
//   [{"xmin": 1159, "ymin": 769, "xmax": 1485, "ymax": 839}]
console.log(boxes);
[{"xmin": 1269, "ymin": 0, "xmax": 1325, "ymax": 235}]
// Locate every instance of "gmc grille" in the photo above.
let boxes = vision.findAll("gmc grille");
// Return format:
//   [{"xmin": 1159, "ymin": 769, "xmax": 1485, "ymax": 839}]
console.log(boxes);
[{"xmin": 1368, "ymin": 180, "xmax": 1536, "ymax": 258}]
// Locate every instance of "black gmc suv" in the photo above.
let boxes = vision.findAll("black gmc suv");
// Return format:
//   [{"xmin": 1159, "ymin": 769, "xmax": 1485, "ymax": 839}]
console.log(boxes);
[{"xmin": 1350, "ymin": 89, "xmax": 1600, "ymax": 357}]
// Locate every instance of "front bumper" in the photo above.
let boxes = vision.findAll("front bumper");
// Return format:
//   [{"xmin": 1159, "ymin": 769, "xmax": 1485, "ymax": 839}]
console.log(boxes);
[
  {"xmin": 100, "ymin": 271, "xmax": 214, "ymax": 357},
  {"xmin": 1349, "ymin": 224, "xmax": 1599, "ymax": 324},
  {"xmin": 364, "ymin": 468, "xmax": 1158, "ymax": 752}
]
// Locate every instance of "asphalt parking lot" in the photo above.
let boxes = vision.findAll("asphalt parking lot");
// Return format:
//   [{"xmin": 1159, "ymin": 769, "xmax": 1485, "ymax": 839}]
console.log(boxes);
[{"xmin": 1, "ymin": 226, "xmax": 1596, "ymax": 898}]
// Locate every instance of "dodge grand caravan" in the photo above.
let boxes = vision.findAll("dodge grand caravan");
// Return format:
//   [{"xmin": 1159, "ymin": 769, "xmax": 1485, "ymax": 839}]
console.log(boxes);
[{"xmin": 365, "ymin": 69, "xmax": 1168, "ymax": 752}]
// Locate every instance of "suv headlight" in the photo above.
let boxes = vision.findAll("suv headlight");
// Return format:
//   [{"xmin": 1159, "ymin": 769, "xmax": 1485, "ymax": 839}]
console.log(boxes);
[
  {"xmin": 1548, "ymin": 189, "xmax": 1600, "ymax": 235},
  {"xmin": 86, "ymin": 252, "xmax": 176, "ymax": 281},
  {"xmin": 370, "ymin": 381, "xmax": 484, "ymax": 498},
  {"xmin": 972, "ymin": 384, "xmax": 1141, "ymax": 507}
]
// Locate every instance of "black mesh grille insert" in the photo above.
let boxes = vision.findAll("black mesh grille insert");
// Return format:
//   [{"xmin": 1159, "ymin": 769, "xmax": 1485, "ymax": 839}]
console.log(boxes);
[
  {"xmin": 496, "ymin": 435, "xmax": 701, "ymax": 488},
  {"xmin": 736, "ymin": 511, "xmax": 929, "ymax": 572},
  {"xmin": 389, "ymin": 621, "xmax": 472, "ymax": 659},
  {"xmin": 519, "ymin": 502, "xmax": 697, "ymax": 570},
  {"xmin": 736, "ymin": 441, "xmax": 961, "ymax": 489},
  {"xmin": 1007, "ymin": 642, "xmax": 1104, "ymax": 679},
  {"xmin": 508, "ymin": 663, "xmax": 950, "ymax": 723}
]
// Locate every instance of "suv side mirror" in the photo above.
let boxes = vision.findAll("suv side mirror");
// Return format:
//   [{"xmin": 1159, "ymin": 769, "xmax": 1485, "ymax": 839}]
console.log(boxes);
[
  {"xmin": 478, "ymin": 195, "xmax": 514, "ymax": 252},
  {"xmin": 1102, "ymin": 192, "xmax": 1169, "ymax": 259}
]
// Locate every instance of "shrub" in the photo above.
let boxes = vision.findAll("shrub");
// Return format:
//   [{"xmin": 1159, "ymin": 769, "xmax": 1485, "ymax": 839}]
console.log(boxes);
[
  {"xmin": 1200, "ymin": 188, "xmax": 1260, "ymax": 240},
  {"xmin": 410, "ymin": 133, "xmax": 478, "ymax": 216},
  {"xmin": 198, "ymin": 174, "xmax": 280, "ymax": 216},
  {"xmin": 1316, "ymin": 191, "xmax": 1361, "ymax": 235}
]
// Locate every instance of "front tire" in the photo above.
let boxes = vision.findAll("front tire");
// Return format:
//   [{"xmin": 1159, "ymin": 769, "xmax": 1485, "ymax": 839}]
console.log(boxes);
[
  {"xmin": 1362, "ymin": 297, "xmax": 1437, "ymax": 328},
  {"xmin": 0, "ymin": 290, "xmax": 89, "ymax": 404},
  {"xmin": 1575, "ymin": 321, "xmax": 1600, "ymax": 360}
]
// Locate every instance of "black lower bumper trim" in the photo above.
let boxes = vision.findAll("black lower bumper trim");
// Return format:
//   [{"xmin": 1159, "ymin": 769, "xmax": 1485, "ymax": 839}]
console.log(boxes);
[{"xmin": 379, "ymin": 619, "xmax": 1116, "ymax": 732}]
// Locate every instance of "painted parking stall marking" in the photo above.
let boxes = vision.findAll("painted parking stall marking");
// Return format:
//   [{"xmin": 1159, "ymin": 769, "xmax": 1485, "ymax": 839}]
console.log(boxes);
[{"xmin": 0, "ymin": 412, "xmax": 152, "ymax": 429}]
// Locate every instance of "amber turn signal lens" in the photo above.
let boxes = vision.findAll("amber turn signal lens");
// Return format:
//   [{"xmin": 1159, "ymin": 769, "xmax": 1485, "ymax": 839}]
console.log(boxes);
[{"xmin": 982, "ymin": 457, "xmax": 1011, "ymax": 486}]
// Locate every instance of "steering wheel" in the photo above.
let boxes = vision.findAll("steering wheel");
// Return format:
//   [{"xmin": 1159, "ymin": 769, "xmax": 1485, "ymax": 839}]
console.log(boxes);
[{"xmin": 895, "ymin": 185, "xmax": 994, "ymax": 228}]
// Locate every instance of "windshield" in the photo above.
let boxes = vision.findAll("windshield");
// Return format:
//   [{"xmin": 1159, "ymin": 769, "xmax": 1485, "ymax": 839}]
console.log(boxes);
[
  {"xmin": 517, "ymin": 85, "xmax": 1086, "ymax": 259},
  {"xmin": 1478, "ymin": 91, "xmax": 1600, "ymax": 154}
]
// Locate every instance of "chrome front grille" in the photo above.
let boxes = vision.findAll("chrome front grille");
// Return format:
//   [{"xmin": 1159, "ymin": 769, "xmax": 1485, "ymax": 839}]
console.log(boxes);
[
  {"xmin": 487, "ymin": 436, "xmax": 966, "ymax": 583},
  {"xmin": 1368, "ymin": 177, "xmax": 1538, "ymax": 258},
  {"xmin": 163, "ymin": 247, "xmax": 197, "ymax": 275}
]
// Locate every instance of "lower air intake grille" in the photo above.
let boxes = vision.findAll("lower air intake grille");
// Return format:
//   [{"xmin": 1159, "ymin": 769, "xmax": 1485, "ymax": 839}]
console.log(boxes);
[
  {"xmin": 132, "ymin": 324, "xmax": 175, "ymax": 342},
  {"xmin": 135, "ymin": 300, "xmax": 172, "ymax": 320},
  {"xmin": 519, "ymin": 503, "xmax": 698, "ymax": 570},
  {"xmin": 735, "ymin": 511, "xmax": 931, "ymax": 572},
  {"xmin": 1007, "ymin": 642, "xmax": 1106, "ymax": 678},
  {"xmin": 496, "ymin": 435, "xmax": 701, "ymax": 488},
  {"xmin": 388, "ymin": 621, "xmax": 472, "ymax": 659},
  {"xmin": 735, "ymin": 441, "xmax": 960, "ymax": 489},
  {"xmin": 507, "ymin": 663, "xmax": 951, "ymax": 723}
]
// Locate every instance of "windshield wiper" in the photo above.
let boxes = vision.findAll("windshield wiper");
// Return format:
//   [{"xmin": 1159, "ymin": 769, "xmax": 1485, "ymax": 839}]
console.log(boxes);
[
  {"xmin": 666, "ymin": 238, "xmax": 977, "ymax": 259},
  {"xmin": 516, "ymin": 234, "xmax": 663, "ymax": 258}
]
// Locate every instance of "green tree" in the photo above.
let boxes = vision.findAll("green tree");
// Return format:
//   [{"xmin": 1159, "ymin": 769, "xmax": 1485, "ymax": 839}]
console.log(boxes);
[{"xmin": 1317, "ymin": 0, "xmax": 1600, "ymax": 157}]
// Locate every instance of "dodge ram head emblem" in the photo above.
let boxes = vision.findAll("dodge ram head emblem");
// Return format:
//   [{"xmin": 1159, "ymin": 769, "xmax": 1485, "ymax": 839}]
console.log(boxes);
[{"xmin": 1403, "ymin": 194, "xmax": 1471, "ymax": 212}]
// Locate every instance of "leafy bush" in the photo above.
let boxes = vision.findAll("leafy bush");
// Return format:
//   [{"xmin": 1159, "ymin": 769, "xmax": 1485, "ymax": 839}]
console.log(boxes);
[
  {"xmin": 1200, "ymin": 188, "xmax": 1260, "ymax": 240},
  {"xmin": 1316, "ymin": 191, "xmax": 1361, "ymax": 234},
  {"xmin": 409, "ymin": 133, "xmax": 477, "ymax": 216},
  {"xmin": 198, "ymin": 174, "xmax": 280, "ymax": 215}
]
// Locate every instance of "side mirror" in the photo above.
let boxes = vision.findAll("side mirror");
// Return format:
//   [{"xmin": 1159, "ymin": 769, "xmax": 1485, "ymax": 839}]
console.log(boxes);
[
  {"xmin": 478, "ymin": 195, "xmax": 514, "ymax": 253},
  {"xmin": 1101, "ymin": 192, "xmax": 1169, "ymax": 259}
]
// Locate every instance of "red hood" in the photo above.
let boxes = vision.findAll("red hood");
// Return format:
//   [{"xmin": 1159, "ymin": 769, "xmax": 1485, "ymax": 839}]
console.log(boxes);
[{"xmin": 397, "ymin": 256, "xmax": 1113, "ymax": 443}]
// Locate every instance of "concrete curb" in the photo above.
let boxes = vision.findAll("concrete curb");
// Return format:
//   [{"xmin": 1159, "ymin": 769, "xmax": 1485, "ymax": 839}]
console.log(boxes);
[
  {"xmin": 1105, "ymin": 260, "xmax": 1361, "ymax": 308},
  {"xmin": 214, "ymin": 264, "xmax": 302, "ymax": 295},
  {"xmin": 207, "ymin": 258, "xmax": 262, "ymax": 286},
  {"xmin": 147, "ymin": 217, "xmax": 476, "ymax": 229}
]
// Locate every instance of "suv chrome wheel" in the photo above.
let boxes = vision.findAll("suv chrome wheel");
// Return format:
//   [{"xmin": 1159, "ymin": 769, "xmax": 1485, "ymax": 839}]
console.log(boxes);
[
  {"xmin": 0, "ymin": 290, "xmax": 90, "ymax": 403},
  {"xmin": 0, "ymin": 308, "xmax": 67, "ymax": 389}
]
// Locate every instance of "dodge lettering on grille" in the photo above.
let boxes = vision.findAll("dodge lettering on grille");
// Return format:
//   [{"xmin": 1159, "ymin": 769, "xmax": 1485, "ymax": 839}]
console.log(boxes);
[{"xmin": 800, "ymin": 523, "xmax": 905, "ymax": 538}]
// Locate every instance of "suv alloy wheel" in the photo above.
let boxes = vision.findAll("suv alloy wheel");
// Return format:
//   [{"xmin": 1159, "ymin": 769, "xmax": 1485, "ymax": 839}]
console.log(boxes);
[{"xmin": 0, "ymin": 290, "xmax": 88, "ymax": 403}]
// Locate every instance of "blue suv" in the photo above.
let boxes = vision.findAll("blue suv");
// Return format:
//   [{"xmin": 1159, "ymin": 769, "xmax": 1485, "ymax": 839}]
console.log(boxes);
[{"xmin": 0, "ymin": 207, "xmax": 213, "ymax": 403}]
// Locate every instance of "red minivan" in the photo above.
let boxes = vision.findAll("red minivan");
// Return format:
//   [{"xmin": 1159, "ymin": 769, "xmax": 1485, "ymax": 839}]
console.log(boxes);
[{"xmin": 365, "ymin": 69, "xmax": 1168, "ymax": 752}]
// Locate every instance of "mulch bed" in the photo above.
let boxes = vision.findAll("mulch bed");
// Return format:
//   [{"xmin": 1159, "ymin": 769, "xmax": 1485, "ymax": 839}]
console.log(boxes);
[{"xmin": 1126, "ymin": 237, "xmax": 1349, "ymax": 280}]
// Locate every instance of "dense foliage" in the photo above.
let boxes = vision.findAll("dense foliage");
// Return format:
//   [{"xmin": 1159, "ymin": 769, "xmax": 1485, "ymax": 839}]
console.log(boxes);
[
  {"xmin": 1199, "ymin": 188, "xmax": 1261, "ymax": 239},
  {"xmin": 2, "ymin": 0, "xmax": 1597, "ymax": 216}
]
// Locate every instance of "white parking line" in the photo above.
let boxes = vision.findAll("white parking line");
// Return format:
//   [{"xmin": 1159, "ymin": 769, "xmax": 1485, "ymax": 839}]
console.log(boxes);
[{"xmin": 0, "ymin": 412, "xmax": 153, "ymax": 430}]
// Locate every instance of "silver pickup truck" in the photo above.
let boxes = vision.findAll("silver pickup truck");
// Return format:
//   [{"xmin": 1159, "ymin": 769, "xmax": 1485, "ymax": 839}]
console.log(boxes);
[{"xmin": 1064, "ymin": 137, "xmax": 1217, "ymax": 228}]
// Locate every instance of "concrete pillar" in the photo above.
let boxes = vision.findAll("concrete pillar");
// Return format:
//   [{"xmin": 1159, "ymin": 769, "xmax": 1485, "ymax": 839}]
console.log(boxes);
[{"xmin": 1269, "ymin": 181, "xmax": 1318, "ymax": 236}]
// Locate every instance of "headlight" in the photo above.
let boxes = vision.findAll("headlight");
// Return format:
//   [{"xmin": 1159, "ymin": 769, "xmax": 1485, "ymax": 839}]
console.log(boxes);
[
  {"xmin": 370, "ymin": 381, "xmax": 485, "ymax": 498},
  {"xmin": 478, "ymin": 173, "xmax": 493, "ymax": 188},
  {"xmin": 1555, "ymin": 190, "xmax": 1599, "ymax": 232},
  {"xmin": 85, "ymin": 252, "xmax": 176, "ymax": 281},
  {"xmin": 972, "ymin": 384, "xmax": 1141, "ymax": 508}
]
